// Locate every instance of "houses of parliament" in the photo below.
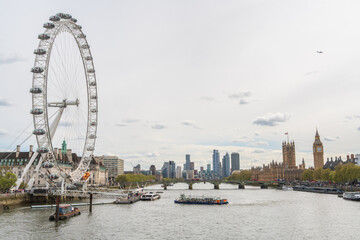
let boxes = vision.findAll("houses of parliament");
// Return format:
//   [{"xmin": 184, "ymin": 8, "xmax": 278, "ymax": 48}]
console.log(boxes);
[{"xmin": 251, "ymin": 130, "xmax": 324, "ymax": 181}]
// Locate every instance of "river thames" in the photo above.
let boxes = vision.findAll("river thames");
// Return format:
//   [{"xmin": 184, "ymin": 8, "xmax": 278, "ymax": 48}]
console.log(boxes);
[{"xmin": 1, "ymin": 183, "xmax": 359, "ymax": 240}]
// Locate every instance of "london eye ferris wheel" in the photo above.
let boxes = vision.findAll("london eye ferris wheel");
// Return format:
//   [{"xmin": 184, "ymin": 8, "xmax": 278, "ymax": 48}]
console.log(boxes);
[{"xmin": 18, "ymin": 13, "xmax": 98, "ymax": 189}]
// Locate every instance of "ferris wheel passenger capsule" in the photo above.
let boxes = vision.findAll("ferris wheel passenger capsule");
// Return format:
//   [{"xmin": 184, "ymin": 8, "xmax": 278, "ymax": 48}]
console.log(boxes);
[
  {"xmin": 73, "ymin": 24, "xmax": 82, "ymax": 29},
  {"xmin": 37, "ymin": 147, "xmax": 49, "ymax": 153},
  {"xmin": 33, "ymin": 129, "xmax": 45, "ymax": 135},
  {"xmin": 66, "ymin": 184, "xmax": 76, "ymax": 190},
  {"xmin": 87, "ymin": 69, "xmax": 95, "ymax": 73},
  {"xmin": 85, "ymin": 56, "xmax": 93, "ymax": 61},
  {"xmin": 77, "ymin": 34, "xmax": 86, "ymax": 38},
  {"xmin": 90, "ymin": 95, "xmax": 97, "ymax": 99},
  {"xmin": 81, "ymin": 44, "xmax": 89, "ymax": 49},
  {"xmin": 87, "ymin": 146, "xmax": 95, "ymax": 151},
  {"xmin": 63, "ymin": 14, "xmax": 72, "ymax": 19},
  {"xmin": 31, "ymin": 67, "xmax": 44, "ymax": 73},
  {"xmin": 90, "ymin": 121, "xmax": 97, "ymax": 126},
  {"xmin": 90, "ymin": 109, "xmax": 97, "ymax": 113},
  {"xmin": 89, "ymin": 134, "xmax": 96, "ymax": 139},
  {"xmin": 42, "ymin": 161, "xmax": 54, "ymax": 168},
  {"xmin": 55, "ymin": 13, "xmax": 66, "ymax": 18},
  {"xmin": 48, "ymin": 174, "xmax": 59, "ymax": 180},
  {"xmin": 89, "ymin": 81, "xmax": 96, "ymax": 86},
  {"xmin": 71, "ymin": 18, "xmax": 77, "ymax": 23},
  {"xmin": 38, "ymin": 33, "xmax": 50, "ymax": 40},
  {"xmin": 34, "ymin": 48, "xmax": 46, "ymax": 55},
  {"xmin": 43, "ymin": 22, "xmax": 55, "ymax": 29},
  {"xmin": 49, "ymin": 15, "xmax": 60, "ymax": 22},
  {"xmin": 30, "ymin": 87, "xmax": 43, "ymax": 94},
  {"xmin": 30, "ymin": 108, "xmax": 43, "ymax": 115}
]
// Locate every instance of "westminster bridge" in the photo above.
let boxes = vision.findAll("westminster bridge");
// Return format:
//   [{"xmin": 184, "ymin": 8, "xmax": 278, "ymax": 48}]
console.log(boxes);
[{"xmin": 119, "ymin": 179, "xmax": 282, "ymax": 190}]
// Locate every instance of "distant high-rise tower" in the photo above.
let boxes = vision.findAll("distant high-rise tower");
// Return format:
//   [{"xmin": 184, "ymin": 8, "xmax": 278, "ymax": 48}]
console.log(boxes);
[
  {"xmin": 222, "ymin": 153, "xmax": 230, "ymax": 178},
  {"xmin": 185, "ymin": 154, "xmax": 190, "ymax": 170},
  {"xmin": 313, "ymin": 129, "xmax": 324, "ymax": 169},
  {"xmin": 212, "ymin": 150, "xmax": 220, "ymax": 177},
  {"xmin": 231, "ymin": 152, "xmax": 240, "ymax": 172},
  {"xmin": 282, "ymin": 140, "xmax": 296, "ymax": 168}
]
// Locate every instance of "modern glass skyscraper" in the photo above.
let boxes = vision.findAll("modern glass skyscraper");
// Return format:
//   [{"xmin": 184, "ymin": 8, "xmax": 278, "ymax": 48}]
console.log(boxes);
[
  {"xmin": 212, "ymin": 150, "xmax": 220, "ymax": 177},
  {"xmin": 185, "ymin": 154, "xmax": 191, "ymax": 170},
  {"xmin": 169, "ymin": 161, "xmax": 176, "ymax": 179},
  {"xmin": 231, "ymin": 152, "xmax": 240, "ymax": 172},
  {"xmin": 222, "ymin": 152, "xmax": 230, "ymax": 178}
]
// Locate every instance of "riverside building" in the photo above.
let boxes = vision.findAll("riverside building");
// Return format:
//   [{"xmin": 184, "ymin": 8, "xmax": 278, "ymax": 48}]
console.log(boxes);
[{"xmin": 251, "ymin": 138, "xmax": 305, "ymax": 181}]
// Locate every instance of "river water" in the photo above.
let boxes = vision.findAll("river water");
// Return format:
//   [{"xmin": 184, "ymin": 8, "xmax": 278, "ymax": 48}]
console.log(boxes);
[{"xmin": 1, "ymin": 183, "xmax": 359, "ymax": 240}]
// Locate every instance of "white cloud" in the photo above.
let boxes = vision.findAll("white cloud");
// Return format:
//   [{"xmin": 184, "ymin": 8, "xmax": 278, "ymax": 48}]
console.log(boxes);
[
  {"xmin": 254, "ymin": 131, "xmax": 260, "ymax": 136},
  {"xmin": 249, "ymin": 141, "xmax": 269, "ymax": 146},
  {"xmin": 232, "ymin": 136, "xmax": 253, "ymax": 143},
  {"xmin": 0, "ymin": 129, "xmax": 7, "ymax": 136},
  {"xmin": 253, "ymin": 113, "xmax": 290, "ymax": 126},
  {"xmin": 200, "ymin": 96, "xmax": 215, "ymax": 101}
]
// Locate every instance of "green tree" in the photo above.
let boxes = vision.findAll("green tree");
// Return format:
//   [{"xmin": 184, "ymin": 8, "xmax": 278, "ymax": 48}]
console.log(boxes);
[
  {"xmin": 320, "ymin": 169, "xmax": 331, "ymax": 181},
  {"xmin": 227, "ymin": 170, "xmax": 251, "ymax": 181},
  {"xmin": 313, "ymin": 168, "xmax": 322, "ymax": 180},
  {"xmin": 115, "ymin": 174, "xmax": 155, "ymax": 183},
  {"xmin": 19, "ymin": 181, "xmax": 28, "ymax": 189},
  {"xmin": 302, "ymin": 169, "xmax": 314, "ymax": 181},
  {"xmin": 0, "ymin": 172, "xmax": 17, "ymax": 192}
]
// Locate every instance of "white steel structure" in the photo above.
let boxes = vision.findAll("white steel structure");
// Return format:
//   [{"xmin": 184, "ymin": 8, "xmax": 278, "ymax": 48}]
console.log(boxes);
[{"xmin": 16, "ymin": 13, "xmax": 98, "ymax": 189}]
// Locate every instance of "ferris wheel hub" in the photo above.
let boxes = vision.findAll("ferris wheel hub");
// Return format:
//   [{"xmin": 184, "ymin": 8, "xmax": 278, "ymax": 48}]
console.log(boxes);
[{"xmin": 48, "ymin": 99, "xmax": 79, "ymax": 108}]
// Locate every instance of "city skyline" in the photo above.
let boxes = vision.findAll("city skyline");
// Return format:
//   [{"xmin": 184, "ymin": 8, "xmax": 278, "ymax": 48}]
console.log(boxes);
[{"xmin": 1, "ymin": 1, "xmax": 360, "ymax": 171}]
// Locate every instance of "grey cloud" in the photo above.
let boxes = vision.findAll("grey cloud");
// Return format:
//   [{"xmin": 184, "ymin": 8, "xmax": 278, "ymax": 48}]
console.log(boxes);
[
  {"xmin": 324, "ymin": 136, "xmax": 340, "ymax": 141},
  {"xmin": 59, "ymin": 121, "xmax": 72, "ymax": 127},
  {"xmin": 228, "ymin": 91, "xmax": 252, "ymax": 105},
  {"xmin": 253, "ymin": 112, "xmax": 290, "ymax": 126},
  {"xmin": 152, "ymin": 124, "xmax": 166, "ymax": 129},
  {"xmin": 0, "ymin": 98, "xmax": 12, "ymax": 106},
  {"xmin": 357, "ymin": 127, "xmax": 360, "ymax": 131},
  {"xmin": 0, "ymin": 56, "xmax": 25, "ymax": 65},
  {"xmin": 254, "ymin": 131, "xmax": 260, "ymax": 136},
  {"xmin": 228, "ymin": 91, "xmax": 252, "ymax": 99},
  {"xmin": 115, "ymin": 119, "xmax": 139, "ymax": 127},
  {"xmin": 252, "ymin": 150, "xmax": 265, "ymax": 154},
  {"xmin": 239, "ymin": 99, "xmax": 250, "ymax": 105},
  {"xmin": 181, "ymin": 121, "xmax": 202, "ymax": 129}
]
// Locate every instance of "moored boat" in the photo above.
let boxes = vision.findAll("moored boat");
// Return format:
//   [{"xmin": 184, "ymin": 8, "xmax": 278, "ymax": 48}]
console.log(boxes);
[
  {"xmin": 141, "ymin": 192, "xmax": 160, "ymax": 201},
  {"xmin": 174, "ymin": 194, "xmax": 228, "ymax": 205},
  {"xmin": 343, "ymin": 192, "xmax": 360, "ymax": 201},
  {"xmin": 49, "ymin": 204, "xmax": 80, "ymax": 221}
]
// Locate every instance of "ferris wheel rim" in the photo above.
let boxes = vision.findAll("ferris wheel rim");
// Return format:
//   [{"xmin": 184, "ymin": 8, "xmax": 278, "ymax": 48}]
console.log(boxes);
[{"xmin": 30, "ymin": 13, "xmax": 98, "ymax": 184}]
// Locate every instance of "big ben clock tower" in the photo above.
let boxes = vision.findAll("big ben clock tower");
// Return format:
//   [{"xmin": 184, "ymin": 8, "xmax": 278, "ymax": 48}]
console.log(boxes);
[{"xmin": 313, "ymin": 129, "xmax": 324, "ymax": 169}]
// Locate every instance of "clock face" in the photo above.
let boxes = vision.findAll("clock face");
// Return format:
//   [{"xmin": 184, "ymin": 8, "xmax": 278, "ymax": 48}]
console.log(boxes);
[{"xmin": 317, "ymin": 147, "xmax": 322, "ymax": 152}]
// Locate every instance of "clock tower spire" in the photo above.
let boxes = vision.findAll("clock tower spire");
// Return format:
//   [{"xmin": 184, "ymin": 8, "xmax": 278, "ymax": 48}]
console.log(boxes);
[{"xmin": 313, "ymin": 129, "xmax": 324, "ymax": 169}]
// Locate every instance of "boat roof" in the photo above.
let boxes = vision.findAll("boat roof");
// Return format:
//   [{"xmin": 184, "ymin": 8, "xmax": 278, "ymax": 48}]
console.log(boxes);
[{"xmin": 59, "ymin": 204, "xmax": 71, "ymax": 208}]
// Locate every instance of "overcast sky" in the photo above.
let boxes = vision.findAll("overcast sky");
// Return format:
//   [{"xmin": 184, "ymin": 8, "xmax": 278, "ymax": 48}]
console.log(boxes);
[{"xmin": 1, "ymin": 0, "xmax": 360, "ymax": 171}]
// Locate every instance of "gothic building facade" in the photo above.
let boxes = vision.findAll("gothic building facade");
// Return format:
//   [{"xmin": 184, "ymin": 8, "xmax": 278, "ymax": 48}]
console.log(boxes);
[{"xmin": 251, "ymin": 140, "xmax": 305, "ymax": 181}]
